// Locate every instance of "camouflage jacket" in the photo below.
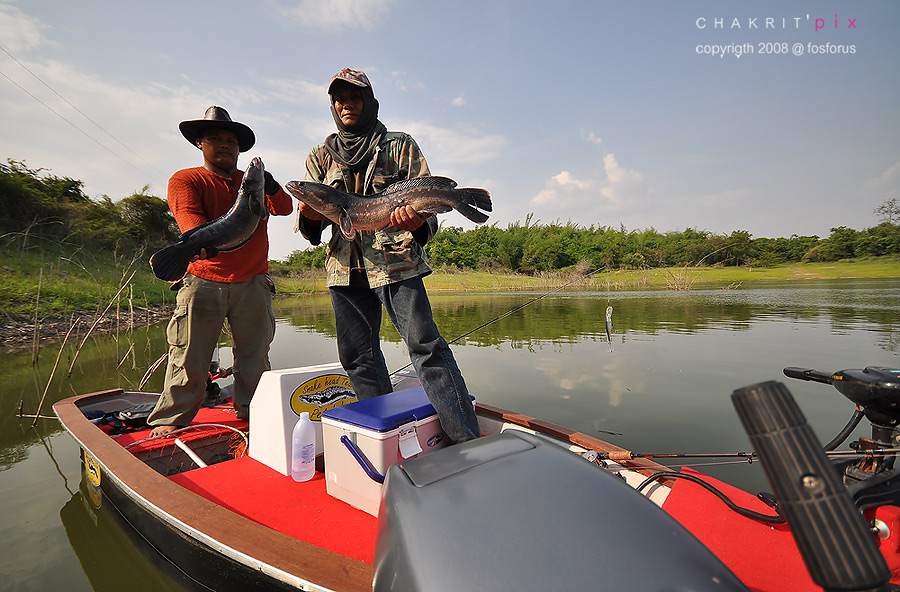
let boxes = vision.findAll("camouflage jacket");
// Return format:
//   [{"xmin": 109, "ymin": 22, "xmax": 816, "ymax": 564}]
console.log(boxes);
[{"xmin": 293, "ymin": 131, "xmax": 438, "ymax": 288}]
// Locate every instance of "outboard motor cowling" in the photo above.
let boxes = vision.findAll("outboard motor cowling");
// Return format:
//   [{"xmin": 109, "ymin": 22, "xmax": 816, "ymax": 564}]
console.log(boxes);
[{"xmin": 373, "ymin": 431, "xmax": 749, "ymax": 592}]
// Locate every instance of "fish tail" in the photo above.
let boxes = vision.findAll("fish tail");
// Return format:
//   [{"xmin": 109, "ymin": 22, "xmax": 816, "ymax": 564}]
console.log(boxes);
[
  {"xmin": 454, "ymin": 188, "xmax": 492, "ymax": 223},
  {"xmin": 460, "ymin": 188, "xmax": 492, "ymax": 212},
  {"xmin": 149, "ymin": 245, "xmax": 190, "ymax": 281}
]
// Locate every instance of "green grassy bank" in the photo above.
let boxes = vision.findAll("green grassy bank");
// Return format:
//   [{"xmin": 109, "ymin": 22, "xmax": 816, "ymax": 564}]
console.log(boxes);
[{"xmin": 3, "ymin": 245, "xmax": 899, "ymax": 323}]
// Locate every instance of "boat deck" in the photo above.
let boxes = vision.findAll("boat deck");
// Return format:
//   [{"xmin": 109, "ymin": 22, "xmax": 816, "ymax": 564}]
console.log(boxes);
[
  {"xmin": 170, "ymin": 457, "xmax": 377, "ymax": 563},
  {"xmin": 107, "ymin": 404, "xmax": 379, "ymax": 564}
]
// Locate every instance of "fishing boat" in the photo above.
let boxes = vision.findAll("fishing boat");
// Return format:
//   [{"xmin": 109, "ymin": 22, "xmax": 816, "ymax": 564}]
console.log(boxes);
[{"xmin": 53, "ymin": 362, "xmax": 900, "ymax": 592}]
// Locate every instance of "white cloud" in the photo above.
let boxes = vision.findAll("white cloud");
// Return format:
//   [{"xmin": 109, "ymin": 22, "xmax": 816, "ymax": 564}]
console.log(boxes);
[
  {"xmin": 582, "ymin": 130, "xmax": 603, "ymax": 145},
  {"xmin": 274, "ymin": 0, "xmax": 401, "ymax": 32},
  {"xmin": 530, "ymin": 148, "xmax": 646, "ymax": 214},
  {"xmin": 598, "ymin": 153, "xmax": 644, "ymax": 205},
  {"xmin": 451, "ymin": 95, "xmax": 466, "ymax": 107},
  {"xmin": 396, "ymin": 120, "xmax": 507, "ymax": 167},
  {"xmin": 553, "ymin": 170, "xmax": 592, "ymax": 190},
  {"xmin": 0, "ymin": 1, "xmax": 49, "ymax": 53},
  {"xmin": 865, "ymin": 160, "xmax": 900, "ymax": 193},
  {"xmin": 262, "ymin": 77, "xmax": 326, "ymax": 107}
]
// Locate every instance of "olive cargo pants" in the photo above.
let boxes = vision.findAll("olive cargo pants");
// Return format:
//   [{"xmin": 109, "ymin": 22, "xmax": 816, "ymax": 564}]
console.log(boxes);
[{"xmin": 148, "ymin": 273, "xmax": 275, "ymax": 427}]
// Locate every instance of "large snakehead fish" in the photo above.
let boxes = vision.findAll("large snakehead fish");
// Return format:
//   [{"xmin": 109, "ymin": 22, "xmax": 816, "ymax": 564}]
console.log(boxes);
[{"xmin": 285, "ymin": 176, "xmax": 491, "ymax": 240}]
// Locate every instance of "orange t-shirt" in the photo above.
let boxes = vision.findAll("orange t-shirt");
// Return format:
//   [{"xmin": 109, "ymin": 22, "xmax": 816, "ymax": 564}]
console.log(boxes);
[{"xmin": 167, "ymin": 166, "xmax": 293, "ymax": 283}]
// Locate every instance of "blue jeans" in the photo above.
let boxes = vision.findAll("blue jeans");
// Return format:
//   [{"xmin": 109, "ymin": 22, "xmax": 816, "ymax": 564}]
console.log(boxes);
[{"xmin": 330, "ymin": 276, "xmax": 480, "ymax": 442}]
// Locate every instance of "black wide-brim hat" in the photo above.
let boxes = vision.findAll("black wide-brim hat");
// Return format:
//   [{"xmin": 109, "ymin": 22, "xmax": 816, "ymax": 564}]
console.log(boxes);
[{"xmin": 179, "ymin": 106, "xmax": 256, "ymax": 152}]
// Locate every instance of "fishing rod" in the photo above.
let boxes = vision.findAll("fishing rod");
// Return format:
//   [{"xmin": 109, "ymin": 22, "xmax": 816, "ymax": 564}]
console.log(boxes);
[
  {"xmin": 599, "ymin": 448, "xmax": 900, "ymax": 463},
  {"xmin": 390, "ymin": 266, "xmax": 607, "ymax": 376}
]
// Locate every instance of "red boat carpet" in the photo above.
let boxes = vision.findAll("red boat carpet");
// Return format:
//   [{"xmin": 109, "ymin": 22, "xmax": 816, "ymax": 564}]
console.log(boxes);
[
  {"xmin": 661, "ymin": 468, "xmax": 823, "ymax": 592},
  {"xmin": 169, "ymin": 455, "xmax": 378, "ymax": 564},
  {"xmin": 113, "ymin": 405, "xmax": 378, "ymax": 564}
]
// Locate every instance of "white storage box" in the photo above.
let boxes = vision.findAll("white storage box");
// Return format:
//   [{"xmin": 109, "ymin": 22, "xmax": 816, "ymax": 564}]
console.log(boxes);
[
  {"xmin": 321, "ymin": 386, "xmax": 451, "ymax": 516},
  {"xmin": 249, "ymin": 363, "xmax": 357, "ymax": 476}
]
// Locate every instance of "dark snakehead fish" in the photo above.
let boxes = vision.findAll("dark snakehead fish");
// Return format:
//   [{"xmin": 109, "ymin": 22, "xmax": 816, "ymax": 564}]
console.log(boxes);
[
  {"xmin": 285, "ymin": 176, "xmax": 491, "ymax": 240},
  {"xmin": 149, "ymin": 157, "xmax": 268, "ymax": 281}
]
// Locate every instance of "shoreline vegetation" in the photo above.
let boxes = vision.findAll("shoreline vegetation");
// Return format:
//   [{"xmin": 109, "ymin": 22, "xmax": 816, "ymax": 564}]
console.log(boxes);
[
  {"xmin": 3, "ymin": 258, "xmax": 899, "ymax": 354},
  {"xmin": 5, "ymin": 160, "xmax": 900, "ymax": 354}
]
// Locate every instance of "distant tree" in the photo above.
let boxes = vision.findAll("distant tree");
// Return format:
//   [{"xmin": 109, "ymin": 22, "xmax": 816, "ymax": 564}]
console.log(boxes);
[
  {"xmin": 725, "ymin": 230, "xmax": 754, "ymax": 266},
  {"xmin": 285, "ymin": 245, "xmax": 327, "ymax": 269},
  {"xmin": 117, "ymin": 187, "xmax": 178, "ymax": 246},
  {"xmin": 875, "ymin": 198, "xmax": 900, "ymax": 225}
]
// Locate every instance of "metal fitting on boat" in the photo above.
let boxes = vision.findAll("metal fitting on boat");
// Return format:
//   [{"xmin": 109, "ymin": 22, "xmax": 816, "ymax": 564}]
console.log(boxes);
[{"xmin": 872, "ymin": 518, "xmax": 891, "ymax": 541}]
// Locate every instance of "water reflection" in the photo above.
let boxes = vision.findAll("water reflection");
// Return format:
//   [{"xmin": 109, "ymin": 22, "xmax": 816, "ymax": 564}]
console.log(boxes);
[
  {"xmin": 5, "ymin": 279, "xmax": 899, "ymax": 463},
  {"xmin": 1, "ymin": 323, "xmax": 169, "ymax": 458},
  {"xmin": 2, "ymin": 278, "xmax": 899, "ymax": 591},
  {"xmin": 60, "ymin": 473, "xmax": 200, "ymax": 592}
]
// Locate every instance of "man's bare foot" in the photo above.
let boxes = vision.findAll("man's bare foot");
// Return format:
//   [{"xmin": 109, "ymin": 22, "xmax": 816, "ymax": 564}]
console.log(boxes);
[{"xmin": 149, "ymin": 425, "xmax": 179, "ymax": 438}]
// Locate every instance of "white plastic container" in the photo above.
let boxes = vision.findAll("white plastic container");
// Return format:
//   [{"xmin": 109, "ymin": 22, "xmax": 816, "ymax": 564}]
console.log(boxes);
[{"xmin": 291, "ymin": 412, "xmax": 316, "ymax": 482}]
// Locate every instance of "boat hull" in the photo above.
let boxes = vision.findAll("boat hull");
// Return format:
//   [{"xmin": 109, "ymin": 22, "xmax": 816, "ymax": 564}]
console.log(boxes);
[
  {"xmin": 55, "ymin": 390, "xmax": 373, "ymax": 592},
  {"xmin": 53, "ymin": 388, "xmax": 675, "ymax": 591}
]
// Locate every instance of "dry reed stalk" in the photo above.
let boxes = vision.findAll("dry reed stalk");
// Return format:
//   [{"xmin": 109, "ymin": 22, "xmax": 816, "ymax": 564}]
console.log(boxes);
[
  {"xmin": 139, "ymin": 350, "xmax": 168, "ymax": 390},
  {"xmin": 129, "ymin": 285, "xmax": 136, "ymax": 368},
  {"xmin": 66, "ymin": 270, "xmax": 137, "ymax": 377},
  {"xmin": 31, "ymin": 316, "xmax": 80, "ymax": 427},
  {"xmin": 115, "ymin": 290, "xmax": 121, "ymax": 359},
  {"xmin": 31, "ymin": 268, "xmax": 42, "ymax": 365},
  {"xmin": 117, "ymin": 342, "xmax": 135, "ymax": 369}
]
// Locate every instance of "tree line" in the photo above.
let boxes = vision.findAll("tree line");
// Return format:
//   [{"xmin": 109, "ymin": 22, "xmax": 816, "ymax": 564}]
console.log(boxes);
[
  {"xmin": 0, "ymin": 159, "xmax": 179, "ymax": 253},
  {"xmin": 4, "ymin": 159, "xmax": 899, "ymax": 273},
  {"xmin": 289, "ymin": 211, "xmax": 900, "ymax": 274}
]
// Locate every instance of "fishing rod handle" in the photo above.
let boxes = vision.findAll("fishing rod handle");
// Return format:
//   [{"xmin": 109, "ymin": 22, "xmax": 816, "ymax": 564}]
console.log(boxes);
[
  {"xmin": 783, "ymin": 367, "xmax": 835, "ymax": 384},
  {"xmin": 731, "ymin": 380, "xmax": 890, "ymax": 592}
]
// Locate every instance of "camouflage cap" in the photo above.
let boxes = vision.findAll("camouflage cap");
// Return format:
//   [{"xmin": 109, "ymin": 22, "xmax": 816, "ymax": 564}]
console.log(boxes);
[{"xmin": 328, "ymin": 68, "xmax": 372, "ymax": 94}]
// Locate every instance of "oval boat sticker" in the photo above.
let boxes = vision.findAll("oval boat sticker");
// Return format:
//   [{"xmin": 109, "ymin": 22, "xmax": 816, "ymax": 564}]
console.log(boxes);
[
  {"xmin": 84, "ymin": 451, "xmax": 101, "ymax": 488},
  {"xmin": 290, "ymin": 374, "xmax": 357, "ymax": 421},
  {"xmin": 83, "ymin": 450, "xmax": 103, "ymax": 507}
]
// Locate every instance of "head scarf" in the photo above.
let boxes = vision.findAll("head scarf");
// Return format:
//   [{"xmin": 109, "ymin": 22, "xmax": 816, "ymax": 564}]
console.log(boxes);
[{"xmin": 324, "ymin": 70, "xmax": 387, "ymax": 170}]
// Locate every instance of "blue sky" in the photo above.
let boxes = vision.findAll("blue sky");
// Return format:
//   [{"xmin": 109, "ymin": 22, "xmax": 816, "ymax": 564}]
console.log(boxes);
[{"xmin": 1, "ymin": 0, "xmax": 897, "ymax": 260}]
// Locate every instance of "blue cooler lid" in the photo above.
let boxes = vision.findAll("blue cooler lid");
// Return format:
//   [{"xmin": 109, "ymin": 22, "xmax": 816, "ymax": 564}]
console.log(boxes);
[{"xmin": 322, "ymin": 386, "xmax": 437, "ymax": 432}]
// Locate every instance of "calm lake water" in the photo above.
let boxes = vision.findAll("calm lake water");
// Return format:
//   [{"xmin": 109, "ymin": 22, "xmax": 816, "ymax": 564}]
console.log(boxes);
[{"xmin": 2, "ymin": 278, "xmax": 898, "ymax": 591}]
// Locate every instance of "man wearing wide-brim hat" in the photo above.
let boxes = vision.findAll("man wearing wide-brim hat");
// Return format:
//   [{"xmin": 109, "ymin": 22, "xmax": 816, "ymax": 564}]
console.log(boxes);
[{"xmin": 148, "ymin": 106, "xmax": 293, "ymax": 438}]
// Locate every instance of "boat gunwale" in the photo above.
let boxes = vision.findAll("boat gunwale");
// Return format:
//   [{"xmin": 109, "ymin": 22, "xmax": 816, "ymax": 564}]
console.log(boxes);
[{"xmin": 475, "ymin": 402, "xmax": 673, "ymax": 480}]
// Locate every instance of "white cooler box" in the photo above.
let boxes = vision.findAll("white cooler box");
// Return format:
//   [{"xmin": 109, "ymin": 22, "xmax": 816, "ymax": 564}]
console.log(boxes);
[{"xmin": 321, "ymin": 386, "xmax": 452, "ymax": 516}]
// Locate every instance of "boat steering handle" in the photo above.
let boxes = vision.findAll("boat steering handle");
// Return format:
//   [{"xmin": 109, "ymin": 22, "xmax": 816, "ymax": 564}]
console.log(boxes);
[{"xmin": 732, "ymin": 380, "xmax": 890, "ymax": 592}]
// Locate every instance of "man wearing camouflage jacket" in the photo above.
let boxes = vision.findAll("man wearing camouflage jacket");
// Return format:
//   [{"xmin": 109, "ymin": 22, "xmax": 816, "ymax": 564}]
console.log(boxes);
[{"xmin": 294, "ymin": 67, "xmax": 480, "ymax": 443}]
